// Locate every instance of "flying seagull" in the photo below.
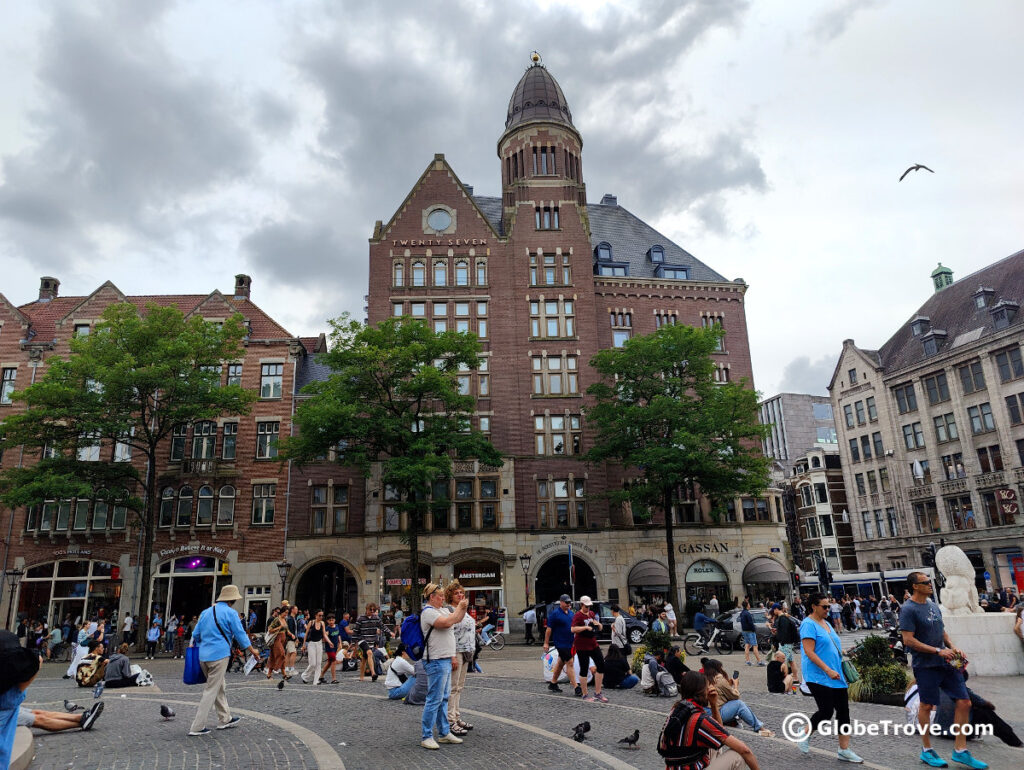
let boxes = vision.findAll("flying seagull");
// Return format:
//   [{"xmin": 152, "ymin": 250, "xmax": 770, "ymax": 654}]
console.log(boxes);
[
  {"xmin": 899, "ymin": 164, "xmax": 934, "ymax": 182},
  {"xmin": 160, "ymin": 704, "xmax": 175, "ymax": 720}
]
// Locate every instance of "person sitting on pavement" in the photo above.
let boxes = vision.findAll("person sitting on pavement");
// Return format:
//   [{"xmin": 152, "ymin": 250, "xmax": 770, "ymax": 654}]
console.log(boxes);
[
  {"xmin": 384, "ymin": 643, "xmax": 417, "ymax": 700},
  {"xmin": 659, "ymin": 671, "xmax": 762, "ymax": 770},
  {"xmin": 641, "ymin": 648, "xmax": 676, "ymax": 696},
  {"xmin": 702, "ymin": 658, "xmax": 774, "ymax": 737},
  {"xmin": 665, "ymin": 645, "xmax": 690, "ymax": 685},
  {"xmin": 19, "ymin": 702, "xmax": 105, "ymax": 733},
  {"xmin": 909, "ymin": 669, "xmax": 1023, "ymax": 749},
  {"xmin": 75, "ymin": 639, "xmax": 107, "ymax": 690},
  {"xmin": 766, "ymin": 651, "xmax": 794, "ymax": 694},
  {"xmin": 104, "ymin": 643, "xmax": 140, "ymax": 688},
  {"xmin": 602, "ymin": 645, "xmax": 639, "ymax": 689}
]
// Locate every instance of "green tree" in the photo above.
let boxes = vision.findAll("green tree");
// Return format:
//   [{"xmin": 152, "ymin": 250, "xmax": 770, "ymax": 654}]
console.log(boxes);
[
  {"xmin": 583, "ymin": 323, "xmax": 769, "ymax": 610},
  {"xmin": 284, "ymin": 315, "xmax": 501, "ymax": 592},
  {"xmin": 0, "ymin": 303, "xmax": 255, "ymax": 633}
]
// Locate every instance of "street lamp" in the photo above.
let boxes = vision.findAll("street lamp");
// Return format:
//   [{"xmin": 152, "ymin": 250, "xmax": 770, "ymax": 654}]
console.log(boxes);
[
  {"xmin": 5, "ymin": 568, "xmax": 24, "ymax": 631},
  {"xmin": 519, "ymin": 553, "xmax": 532, "ymax": 608},
  {"xmin": 276, "ymin": 560, "xmax": 291, "ymax": 604}
]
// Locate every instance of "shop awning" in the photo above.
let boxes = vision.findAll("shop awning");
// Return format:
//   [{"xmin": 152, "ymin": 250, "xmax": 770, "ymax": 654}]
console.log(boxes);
[
  {"xmin": 628, "ymin": 560, "xmax": 670, "ymax": 590},
  {"xmin": 685, "ymin": 560, "xmax": 729, "ymax": 583},
  {"xmin": 742, "ymin": 556, "xmax": 789, "ymax": 585}
]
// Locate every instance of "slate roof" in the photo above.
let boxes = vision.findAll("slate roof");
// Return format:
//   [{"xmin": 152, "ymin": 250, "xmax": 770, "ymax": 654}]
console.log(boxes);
[
  {"xmin": 874, "ymin": 249, "xmax": 1024, "ymax": 375},
  {"xmin": 295, "ymin": 351, "xmax": 335, "ymax": 393},
  {"xmin": 504, "ymin": 63, "xmax": 574, "ymax": 133},
  {"xmin": 471, "ymin": 195, "xmax": 730, "ymax": 283},
  {"xmin": 18, "ymin": 293, "xmax": 294, "ymax": 341}
]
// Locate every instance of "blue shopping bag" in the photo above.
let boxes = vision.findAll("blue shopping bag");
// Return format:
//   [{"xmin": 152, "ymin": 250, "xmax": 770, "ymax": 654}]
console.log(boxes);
[{"xmin": 183, "ymin": 644, "xmax": 206, "ymax": 685}]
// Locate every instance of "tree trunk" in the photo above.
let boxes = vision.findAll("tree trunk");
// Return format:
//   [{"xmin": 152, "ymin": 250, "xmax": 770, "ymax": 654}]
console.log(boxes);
[
  {"xmin": 134, "ymin": 454, "xmax": 158, "ymax": 652},
  {"xmin": 664, "ymin": 485, "xmax": 680, "ymax": 615},
  {"xmin": 407, "ymin": 495, "xmax": 420, "ymax": 608}
]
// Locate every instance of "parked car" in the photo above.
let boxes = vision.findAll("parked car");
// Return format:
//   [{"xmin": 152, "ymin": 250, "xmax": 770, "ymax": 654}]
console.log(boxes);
[
  {"xmin": 715, "ymin": 607, "xmax": 771, "ymax": 648},
  {"xmin": 539, "ymin": 601, "xmax": 648, "ymax": 645}
]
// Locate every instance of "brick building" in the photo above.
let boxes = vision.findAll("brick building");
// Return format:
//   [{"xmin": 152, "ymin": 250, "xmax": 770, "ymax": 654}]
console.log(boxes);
[
  {"xmin": 829, "ymin": 252, "xmax": 1024, "ymax": 594},
  {"xmin": 286, "ymin": 57, "xmax": 790, "ymax": 617},
  {"xmin": 0, "ymin": 274, "xmax": 304, "ymax": 630}
]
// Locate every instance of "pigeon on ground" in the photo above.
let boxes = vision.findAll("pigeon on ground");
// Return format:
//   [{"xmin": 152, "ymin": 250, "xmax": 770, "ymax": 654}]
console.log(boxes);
[
  {"xmin": 571, "ymin": 721, "xmax": 591, "ymax": 742},
  {"xmin": 63, "ymin": 699, "xmax": 82, "ymax": 713},
  {"xmin": 92, "ymin": 681, "xmax": 105, "ymax": 699},
  {"xmin": 898, "ymin": 163, "xmax": 934, "ymax": 182},
  {"xmin": 618, "ymin": 729, "xmax": 640, "ymax": 748},
  {"xmin": 277, "ymin": 680, "xmax": 285, "ymax": 690},
  {"xmin": 160, "ymin": 704, "xmax": 175, "ymax": 720}
]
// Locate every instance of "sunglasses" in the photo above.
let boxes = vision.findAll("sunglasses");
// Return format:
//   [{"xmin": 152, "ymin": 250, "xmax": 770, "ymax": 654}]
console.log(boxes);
[{"xmin": 915, "ymin": 580, "xmax": 932, "ymax": 586}]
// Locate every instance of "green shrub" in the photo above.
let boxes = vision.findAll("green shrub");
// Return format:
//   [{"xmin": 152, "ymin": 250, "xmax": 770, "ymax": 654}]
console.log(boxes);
[
  {"xmin": 644, "ymin": 628, "xmax": 672, "ymax": 652},
  {"xmin": 850, "ymin": 634, "xmax": 893, "ymax": 667},
  {"xmin": 847, "ymin": 677, "xmax": 874, "ymax": 703},
  {"xmin": 865, "ymin": 662, "xmax": 907, "ymax": 695},
  {"xmin": 631, "ymin": 644, "xmax": 649, "ymax": 675}
]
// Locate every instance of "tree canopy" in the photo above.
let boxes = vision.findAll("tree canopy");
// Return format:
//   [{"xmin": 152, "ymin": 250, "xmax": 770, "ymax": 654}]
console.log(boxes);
[
  {"xmin": 0, "ymin": 303, "xmax": 255, "ymax": 625},
  {"xmin": 284, "ymin": 315, "xmax": 501, "ymax": 589},
  {"xmin": 584, "ymin": 322, "xmax": 769, "ymax": 607}
]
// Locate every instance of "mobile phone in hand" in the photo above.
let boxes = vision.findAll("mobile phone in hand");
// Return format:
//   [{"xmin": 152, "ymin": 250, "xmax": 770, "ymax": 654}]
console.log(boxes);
[{"xmin": 733, "ymin": 670, "xmax": 739, "ymax": 680}]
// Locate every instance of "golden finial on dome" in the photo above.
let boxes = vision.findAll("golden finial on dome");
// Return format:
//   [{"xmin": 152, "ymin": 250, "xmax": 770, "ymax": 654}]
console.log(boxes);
[{"xmin": 531, "ymin": 51, "xmax": 542, "ymax": 65}]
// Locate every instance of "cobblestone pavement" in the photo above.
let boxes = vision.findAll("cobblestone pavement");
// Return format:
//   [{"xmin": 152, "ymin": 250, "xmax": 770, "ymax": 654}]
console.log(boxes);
[{"xmin": 21, "ymin": 642, "xmax": 1024, "ymax": 770}]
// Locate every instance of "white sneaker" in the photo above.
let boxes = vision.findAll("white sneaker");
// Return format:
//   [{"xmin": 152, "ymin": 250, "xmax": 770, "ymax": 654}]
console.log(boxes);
[
  {"xmin": 438, "ymin": 733, "xmax": 463, "ymax": 744},
  {"xmin": 421, "ymin": 738, "xmax": 439, "ymax": 750}
]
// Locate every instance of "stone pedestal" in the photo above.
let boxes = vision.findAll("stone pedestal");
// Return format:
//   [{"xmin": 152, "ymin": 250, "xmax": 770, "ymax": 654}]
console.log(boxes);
[{"xmin": 944, "ymin": 612, "xmax": 1024, "ymax": 676}]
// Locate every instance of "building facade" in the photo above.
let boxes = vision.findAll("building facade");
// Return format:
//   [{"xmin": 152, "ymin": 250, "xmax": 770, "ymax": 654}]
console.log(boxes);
[
  {"xmin": 829, "ymin": 254, "xmax": 1024, "ymax": 594},
  {"xmin": 760, "ymin": 392, "xmax": 838, "ymax": 465}
]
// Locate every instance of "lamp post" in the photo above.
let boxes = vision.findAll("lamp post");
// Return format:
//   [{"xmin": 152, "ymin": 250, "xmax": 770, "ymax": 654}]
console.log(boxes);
[
  {"xmin": 5, "ymin": 568, "xmax": 24, "ymax": 631},
  {"xmin": 519, "ymin": 553, "xmax": 532, "ymax": 609},
  {"xmin": 276, "ymin": 560, "xmax": 291, "ymax": 604}
]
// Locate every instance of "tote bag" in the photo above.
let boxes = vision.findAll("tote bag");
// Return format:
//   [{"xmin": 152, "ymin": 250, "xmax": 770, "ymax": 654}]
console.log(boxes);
[{"xmin": 183, "ymin": 644, "xmax": 206, "ymax": 685}]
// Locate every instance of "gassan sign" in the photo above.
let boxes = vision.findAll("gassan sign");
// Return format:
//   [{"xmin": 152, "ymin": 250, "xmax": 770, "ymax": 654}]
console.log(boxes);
[{"xmin": 677, "ymin": 542, "xmax": 730, "ymax": 554}]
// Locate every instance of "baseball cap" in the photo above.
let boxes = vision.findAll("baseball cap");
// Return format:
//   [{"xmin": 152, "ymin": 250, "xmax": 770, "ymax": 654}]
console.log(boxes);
[
  {"xmin": 579, "ymin": 595, "xmax": 593, "ymax": 606},
  {"xmin": 770, "ymin": 603, "xmax": 782, "ymax": 611},
  {"xmin": 558, "ymin": 594, "xmax": 572, "ymax": 603}
]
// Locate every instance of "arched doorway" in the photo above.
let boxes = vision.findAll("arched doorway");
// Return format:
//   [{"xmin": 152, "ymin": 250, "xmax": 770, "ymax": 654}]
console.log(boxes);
[
  {"xmin": 295, "ymin": 561, "xmax": 358, "ymax": 617},
  {"xmin": 534, "ymin": 554, "xmax": 596, "ymax": 604}
]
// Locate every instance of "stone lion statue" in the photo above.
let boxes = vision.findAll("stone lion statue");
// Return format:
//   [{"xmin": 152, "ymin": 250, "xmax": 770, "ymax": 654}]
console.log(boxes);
[{"xmin": 935, "ymin": 545, "xmax": 985, "ymax": 616}]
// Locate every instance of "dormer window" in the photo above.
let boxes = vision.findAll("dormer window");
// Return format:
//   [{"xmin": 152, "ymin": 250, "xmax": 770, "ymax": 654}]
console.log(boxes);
[
  {"xmin": 910, "ymin": 316, "xmax": 930, "ymax": 337},
  {"xmin": 991, "ymin": 300, "xmax": 1020, "ymax": 331},
  {"xmin": 921, "ymin": 330, "xmax": 947, "ymax": 356},
  {"xmin": 596, "ymin": 242, "xmax": 612, "ymax": 261},
  {"xmin": 973, "ymin": 286, "xmax": 995, "ymax": 309},
  {"xmin": 648, "ymin": 245, "xmax": 665, "ymax": 263},
  {"xmin": 656, "ymin": 264, "xmax": 689, "ymax": 280}
]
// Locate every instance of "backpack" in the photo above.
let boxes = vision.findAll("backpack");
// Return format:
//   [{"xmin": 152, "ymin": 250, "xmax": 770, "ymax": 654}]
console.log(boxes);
[
  {"xmin": 658, "ymin": 700, "xmax": 713, "ymax": 765},
  {"xmin": 400, "ymin": 606, "xmax": 435, "ymax": 661}
]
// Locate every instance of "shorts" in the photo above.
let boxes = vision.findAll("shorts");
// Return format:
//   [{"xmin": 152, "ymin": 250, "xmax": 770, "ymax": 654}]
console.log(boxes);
[
  {"xmin": 285, "ymin": 640, "xmax": 297, "ymax": 654},
  {"xmin": 779, "ymin": 643, "xmax": 795, "ymax": 662},
  {"xmin": 555, "ymin": 646, "xmax": 573, "ymax": 663},
  {"xmin": 326, "ymin": 650, "xmax": 337, "ymax": 661},
  {"xmin": 914, "ymin": 663, "xmax": 969, "ymax": 706},
  {"xmin": 742, "ymin": 631, "xmax": 757, "ymax": 647},
  {"xmin": 17, "ymin": 707, "xmax": 35, "ymax": 727},
  {"xmin": 576, "ymin": 646, "xmax": 605, "ymax": 675}
]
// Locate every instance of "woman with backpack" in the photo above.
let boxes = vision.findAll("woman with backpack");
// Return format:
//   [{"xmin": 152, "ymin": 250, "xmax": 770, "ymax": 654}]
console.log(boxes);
[{"xmin": 658, "ymin": 670, "xmax": 760, "ymax": 769}]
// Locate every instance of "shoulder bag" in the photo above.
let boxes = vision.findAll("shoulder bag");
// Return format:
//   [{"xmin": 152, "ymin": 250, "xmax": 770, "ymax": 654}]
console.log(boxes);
[{"xmin": 828, "ymin": 625, "xmax": 859, "ymax": 683}]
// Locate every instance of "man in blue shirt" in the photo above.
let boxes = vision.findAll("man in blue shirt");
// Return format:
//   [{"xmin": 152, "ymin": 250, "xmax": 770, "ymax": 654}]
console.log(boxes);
[
  {"xmin": 693, "ymin": 610, "xmax": 712, "ymax": 636},
  {"xmin": 188, "ymin": 585, "xmax": 259, "ymax": 737},
  {"xmin": 543, "ymin": 594, "xmax": 579, "ymax": 694},
  {"xmin": 739, "ymin": 601, "xmax": 763, "ymax": 666}
]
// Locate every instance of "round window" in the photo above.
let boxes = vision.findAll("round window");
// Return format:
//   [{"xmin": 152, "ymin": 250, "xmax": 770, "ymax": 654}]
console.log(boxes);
[{"xmin": 427, "ymin": 209, "xmax": 452, "ymax": 231}]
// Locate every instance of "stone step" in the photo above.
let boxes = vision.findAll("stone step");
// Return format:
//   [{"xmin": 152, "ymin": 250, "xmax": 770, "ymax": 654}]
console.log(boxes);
[{"xmin": 11, "ymin": 726, "xmax": 35, "ymax": 770}]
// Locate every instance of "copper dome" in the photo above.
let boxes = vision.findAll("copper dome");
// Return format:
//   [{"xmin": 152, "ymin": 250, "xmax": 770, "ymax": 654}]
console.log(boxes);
[{"xmin": 504, "ymin": 62, "xmax": 574, "ymax": 131}]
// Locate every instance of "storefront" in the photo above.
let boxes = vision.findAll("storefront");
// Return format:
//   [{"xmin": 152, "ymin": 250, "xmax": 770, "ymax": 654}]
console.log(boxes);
[
  {"xmin": 380, "ymin": 561, "xmax": 431, "ymax": 614},
  {"xmin": 994, "ymin": 548, "xmax": 1024, "ymax": 593},
  {"xmin": 149, "ymin": 555, "xmax": 230, "ymax": 624},
  {"xmin": 684, "ymin": 559, "xmax": 730, "ymax": 607},
  {"xmin": 628, "ymin": 560, "xmax": 670, "ymax": 607},
  {"xmin": 742, "ymin": 556, "xmax": 790, "ymax": 602},
  {"xmin": 454, "ymin": 558, "xmax": 504, "ymax": 631},
  {"xmin": 16, "ymin": 559, "xmax": 122, "ymax": 628}
]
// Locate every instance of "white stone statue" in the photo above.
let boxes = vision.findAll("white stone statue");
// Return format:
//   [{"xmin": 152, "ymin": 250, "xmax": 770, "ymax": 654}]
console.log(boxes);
[{"xmin": 935, "ymin": 545, "xmax": 985, "ymax": 616}]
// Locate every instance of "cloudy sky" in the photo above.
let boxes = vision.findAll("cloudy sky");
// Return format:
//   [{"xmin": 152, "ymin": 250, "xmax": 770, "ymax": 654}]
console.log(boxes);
[{"xmin": 1, "ymin": 0, "xmax": 1022, "ymax": 396}]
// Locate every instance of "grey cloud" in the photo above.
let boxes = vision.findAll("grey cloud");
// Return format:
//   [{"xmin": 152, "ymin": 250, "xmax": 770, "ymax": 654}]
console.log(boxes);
[
  {"xmin": 811, "ymin": 0, "xmax": 883, "ymax": 42},
  {"xmin": 253, "ymin": 92, "xmax": 296, "ymax": 136},
  {"xmin": 777, "ymin": 355, "xmax": 839, "ymax": 396}
]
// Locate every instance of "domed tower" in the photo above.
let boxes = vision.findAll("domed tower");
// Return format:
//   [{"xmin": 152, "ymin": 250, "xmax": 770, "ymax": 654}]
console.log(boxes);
[
  {"xmin": 931, "ymin": 262, "xmax": 954, "ymax": 293},
  {"xmin": 498, "ymin": 53, "xmax": 586, "ymax": 233}
]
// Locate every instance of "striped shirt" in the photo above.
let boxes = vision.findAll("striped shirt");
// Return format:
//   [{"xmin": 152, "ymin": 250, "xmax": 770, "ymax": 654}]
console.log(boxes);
[{"xmin": 661, "ymin": 699, "xmax": 729, "ymax": 770}]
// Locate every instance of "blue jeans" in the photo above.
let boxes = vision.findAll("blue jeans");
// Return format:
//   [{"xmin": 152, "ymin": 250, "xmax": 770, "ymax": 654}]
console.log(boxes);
[
  {"xmin": 388, "ymin": 676, "xmax": 416, "ymax": 700},
  {"xmin": 617, "ymin": 674, "xmax": 639, "ymax": 689},
  {"xmin": 421, "ymin": 659, "xmax": 452, "ymax": 739},
  {"xmin": 720, "ymin": 699, "xmax": 763, "ymax": 731},
  {"xmin": 480, "ymin": 624, "xmax": 494, "ymax": 644}
]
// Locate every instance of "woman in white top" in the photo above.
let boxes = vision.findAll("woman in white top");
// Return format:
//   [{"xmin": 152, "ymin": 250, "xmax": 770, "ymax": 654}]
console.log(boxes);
[
  {"xmin": 664, "ymin": 602, "xmax": 677, "ymax": 636},
  {"xmin": 445, "ymin": 580, "xmax": 476, "ymax": 736},
  {"xmin": 385, "ymin": 643, "xmax": 417, "ymax": 700}
]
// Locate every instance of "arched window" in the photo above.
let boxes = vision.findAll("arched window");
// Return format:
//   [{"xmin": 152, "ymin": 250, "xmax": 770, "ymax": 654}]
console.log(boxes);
[
  {"xmin": 596, "ymin": 242, "xmax": 612, "ymax": 261},
  {"xmin": 159, "ymin": 487, "xmax": 175, "ymax": 527},
  {"xmin": 433, "ymin": 260, "xmax": 447, "ymax": 287},
  {"xmin": 192, "ymin": 421, "xmax": 216, "ymax": 459},
  {"xmin": 176, "ymin": 485, "xmax": 193, "ymax": 527},
  {"xmin": 811, "ymin": 456, "xmax": 821, "ymax": 468},
  {"xmin": 393, "ymin": 261, "xmax": 404, "ymax": 287},
  {"xmin": 197, "ymin": 485, "xmax": 214, "ymax": 525},
  {"xmin": 217, "ymin": 485, "xmax": 235, "ymax": 526},
  {"xmin": 454, "ymin": 260, "xmax": 469, "ymax": 286},
  {"xmin": 476, "ymin": 260, "xmax": 487, "ymax": 286},
  {"xmin": 649, "ymin": 245, "xmax": 665, "ymax": 263},
  {"xmin": 411, "ymin": 261, "xmax": 425, "ymax": 287}
]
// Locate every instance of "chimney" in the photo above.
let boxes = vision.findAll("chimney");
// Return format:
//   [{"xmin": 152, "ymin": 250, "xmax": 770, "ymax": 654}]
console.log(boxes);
[
  {"xmin": 38, "ymin": 276, "xmax": 60, "ymax": 302},
  {"xmin": 600, "ymin": 193, "xmax": 617, "ymax": 206},
  {"xmin": 234, "ymin": 274, "xmax": 252, "ymax": 299}
]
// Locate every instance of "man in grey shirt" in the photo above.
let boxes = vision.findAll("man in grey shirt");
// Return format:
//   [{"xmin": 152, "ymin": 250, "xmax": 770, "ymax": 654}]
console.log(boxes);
[{"xmin": 418, "ymin": 582, "xmax": 468, "ymax": 750}]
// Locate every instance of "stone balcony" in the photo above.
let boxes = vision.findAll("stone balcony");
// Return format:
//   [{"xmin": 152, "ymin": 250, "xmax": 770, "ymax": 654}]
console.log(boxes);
[
  {"xmin": 908, "ymin": 482, "xmax": 934, "ymax": 500},
  {"xmin": 938, "ymin": 478, "xmax": 968, "ymax": 495},
  {"xmin": 976, "ymin": 470, "xmax": 1005, "ymax": 489}
]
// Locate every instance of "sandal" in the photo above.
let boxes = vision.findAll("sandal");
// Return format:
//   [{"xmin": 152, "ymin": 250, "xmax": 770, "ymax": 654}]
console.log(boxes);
[
  {"xmin": 457, "ymin": 720, "xmax": 474, "ymax": 731},
  {"xmin": 450, "ymin": 725, "xmax": 468, "ymax": 736}
]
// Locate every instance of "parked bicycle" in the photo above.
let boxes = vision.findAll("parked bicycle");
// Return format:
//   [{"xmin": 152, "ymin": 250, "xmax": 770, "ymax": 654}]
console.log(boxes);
[{"xmin": 683, "ymin": 626, "xmax": 733, "ymax": 656}]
